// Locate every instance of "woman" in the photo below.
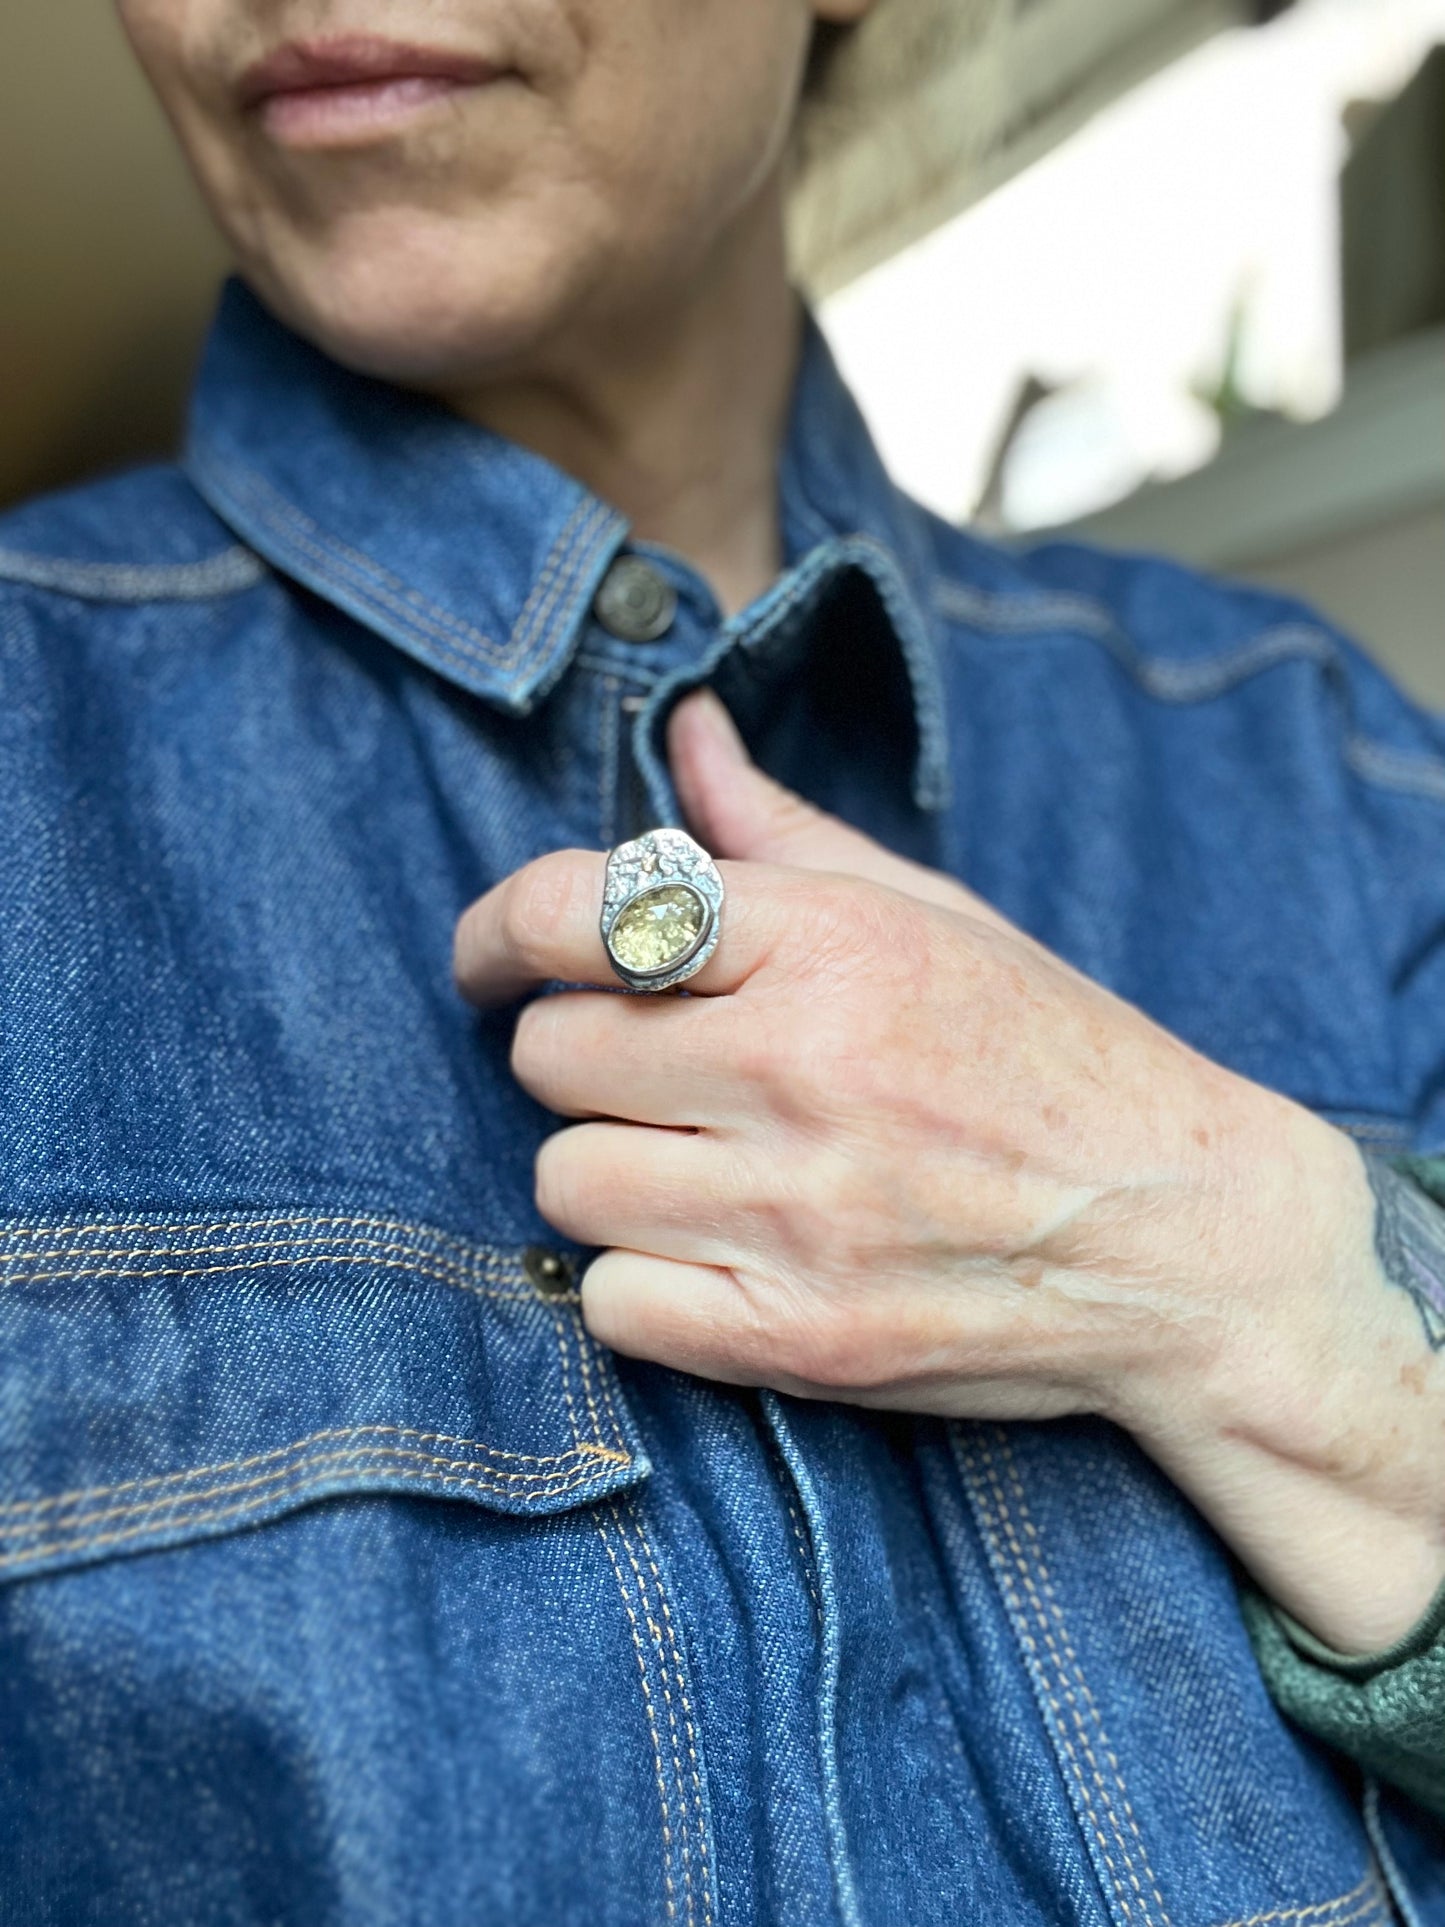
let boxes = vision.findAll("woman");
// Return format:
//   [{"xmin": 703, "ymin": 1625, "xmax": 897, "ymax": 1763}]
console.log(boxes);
[{"xmin": 1, "ymin": 1, "xmax": 1441, "ymax": 1921}]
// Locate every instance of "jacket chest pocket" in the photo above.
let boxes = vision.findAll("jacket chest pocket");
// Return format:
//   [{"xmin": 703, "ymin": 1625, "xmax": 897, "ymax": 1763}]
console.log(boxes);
[
  {"xmin": 0, "ymin": 1208, "xmax": 716, "ymax": 1927},
  {"xmin": 0, "ymin": 1210, "xmax": 646, "ymax": 1576}
]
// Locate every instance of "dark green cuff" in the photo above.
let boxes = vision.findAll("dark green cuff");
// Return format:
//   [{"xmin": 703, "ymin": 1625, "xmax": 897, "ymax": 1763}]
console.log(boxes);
[
  {"xmin": 1387, "ymin": 1152, "xmax": 1445, "ymax": 1211},
  {"xmin": 1242, "ymin": 1575, "xmax": 1445, "ymax": 1819},
  {"xmin": 1241, "ymin": 1146, "xmax": 1445, "ymax": 1816},
  {"xmin": 1269, "ymin": 1569, "xmax": 1445, "ymax": 1676}
]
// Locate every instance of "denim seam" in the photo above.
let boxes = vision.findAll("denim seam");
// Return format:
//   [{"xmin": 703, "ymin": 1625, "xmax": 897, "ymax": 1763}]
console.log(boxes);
[
  {"xmin": 954, "ymin": 1426, "xmax": 1160, "ymax": 1927},
  {"xmin": 760, "ymin": 1422, "xmax": 823, "ymax": 1624},
  {"xmin": 613, "ymin": 1503, "xmax": 711, "ymax": 1927},
  {"xmin": 545, "ymin": 1299, "xmax": 588, "ymax": 1456},
  {"xmin": 186, "ymin": 446, "xmax": 513, "ymax": 669},
  {"xmin": 780, "ymin": 1475, "xmax": 824, "ymax": 1624},
  {"xmin": 595, "ymin": 1504, "xmax": 690, "ymax": 1924},
  {"xmin": 0, "ymin": 1453, "xmax": 625, "ymax": 1574},
  {"xmin": 933, "ymin": 581, "xmax": 1445, "ymax": 805},
  {"xmin": 188, "ymin": 443, "xmax": 620, "ymax": 692},
  {"xmin": 507, "ymin": 498, "xmax": 612, "ymax": 689},
  {"xmin": 572, "ymin": 1314, "xmax": 631, "ymax": 1459},
  {"xmin": 761, "ymin": 1393, "xmax": 863, "ymax": 1927},
  {"xmin": 0, "ymin": 1249, "xmax": 540, "ymax": 1304},
  {"xmin": 0, "ymin": 1217, "xmax": 562, "ymax": 1306},
  {"xmin": 0, "ymin": 1424, "xmax": 626, "ymax": 1522},
  {"xmin": 505, "ymin": 497, "xmax": 598, "ymax": 673},
  {"xmin": 1332, "ymin": 1119, "xmax": 1415, "ymax": 1148},
  {"xmin": 1344, "ymin": 738, "xmax": 1445, "ymax": 806},
  {"xmin": 1213, "ymin": 1869, "xmax": 1395, "ymax": 1927},
  {"xmin": 509, "ymin": 500, "xmax": 622, "ymax": 692},
  {"xmin": 989, "ymin": 1430, "xmax": 1172, "ymax": 1927},
  {"xmin": 0, "ymin": 1439, "xmax": 624, "ymax": 1541},
  {"xmin": 547, "ymin": 1293, "xmax": 632, "ymax": 1460},
  {"xmin": 722, "ymin": 530, "xmax": 950, "ymax": 812},
  {"xmin": 625, "ymin": 1505, "xmax": 716, "ymax": 1927},
  {"xmin": 963, "ymin": 1429, "xmax": 1397, "ymax": 1927},
  {"xmin": 592, "ymin": 1337, "xmax": 643, "ymax": 1470},
  {"xmin": 576, "ymin": 650, "xmax": 661, "ymax": 681},
  {"xmin": 0, "ymin": 1208, "xmax": 524, "ymax": 1259},
  {"xmin": 0, "ymin": 545, "xmax": 266, "ymax": 603},
  {"xmin": 1362, "ymin": 1776, "xmax": 1426, "ymax": 1927}
]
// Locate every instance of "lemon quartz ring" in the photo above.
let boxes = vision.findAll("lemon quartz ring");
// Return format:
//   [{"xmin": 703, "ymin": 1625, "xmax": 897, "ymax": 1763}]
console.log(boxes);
[{"xmin": 600, "ymin": 827, "xmax": 724, "ymax": 993}]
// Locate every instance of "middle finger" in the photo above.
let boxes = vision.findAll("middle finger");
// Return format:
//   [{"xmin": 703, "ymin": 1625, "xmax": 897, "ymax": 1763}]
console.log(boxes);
[{"xmin": 512, "ymin": 986, "xmax": 751, "ymax": 1128}]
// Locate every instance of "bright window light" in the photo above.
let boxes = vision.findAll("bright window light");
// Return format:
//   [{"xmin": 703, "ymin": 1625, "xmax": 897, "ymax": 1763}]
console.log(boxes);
[{"xmin": 819, "ymin": 0, "xmax": 1445, "ymax": 530}]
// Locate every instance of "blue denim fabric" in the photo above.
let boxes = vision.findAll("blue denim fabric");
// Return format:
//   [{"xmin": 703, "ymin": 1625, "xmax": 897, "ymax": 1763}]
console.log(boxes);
[{"xmin": 1, "ymin": 272, "xmax": 1443, "ymax": 1926}]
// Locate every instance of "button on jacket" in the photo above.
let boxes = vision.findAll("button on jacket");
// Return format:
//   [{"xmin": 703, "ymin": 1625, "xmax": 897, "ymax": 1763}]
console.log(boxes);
[{"xmin": 1, "ymin": 274, "xmax": 1443, "ymax": 1927}]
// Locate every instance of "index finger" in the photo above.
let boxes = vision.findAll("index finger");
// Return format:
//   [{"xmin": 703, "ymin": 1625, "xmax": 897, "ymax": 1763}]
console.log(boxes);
[{"xmin": 452, "ymin": 846, "xmax": 781, "ymax": 1008}]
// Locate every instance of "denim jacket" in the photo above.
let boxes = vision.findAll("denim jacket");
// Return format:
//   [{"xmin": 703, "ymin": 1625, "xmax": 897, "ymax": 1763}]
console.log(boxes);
[{"xmin": 2, "ymin": 274, "xmax": 1443, "ymax": 1927}]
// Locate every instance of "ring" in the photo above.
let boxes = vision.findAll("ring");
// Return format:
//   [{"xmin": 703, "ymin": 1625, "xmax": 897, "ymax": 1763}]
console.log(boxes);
[{"xmin": 600, "ymin": 827, "xmax": 725, "ymax": 993}]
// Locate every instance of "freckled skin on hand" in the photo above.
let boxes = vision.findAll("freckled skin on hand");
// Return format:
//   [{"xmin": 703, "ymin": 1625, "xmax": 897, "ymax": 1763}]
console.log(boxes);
[{"xmin": 1402, "ymin": 1359, "xmax": 1430, "ymax": 1396}]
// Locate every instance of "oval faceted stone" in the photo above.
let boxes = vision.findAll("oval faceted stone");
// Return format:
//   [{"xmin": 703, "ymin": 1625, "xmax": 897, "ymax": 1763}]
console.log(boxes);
[{"xmin": 609, "ymin": 884, "xmax": 707, "ymax": 975}]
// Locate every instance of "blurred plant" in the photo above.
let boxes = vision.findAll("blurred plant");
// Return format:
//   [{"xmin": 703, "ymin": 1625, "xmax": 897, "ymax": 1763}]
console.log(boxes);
[{"xmin": 1192, "ymin": 285, "xmax": 1291, "ymax": 434}]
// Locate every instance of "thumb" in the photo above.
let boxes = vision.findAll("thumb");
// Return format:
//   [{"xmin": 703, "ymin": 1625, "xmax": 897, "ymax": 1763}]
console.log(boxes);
[{"xmin": 664, "ymin": 685, "xmax": 975, "ymax": 913}]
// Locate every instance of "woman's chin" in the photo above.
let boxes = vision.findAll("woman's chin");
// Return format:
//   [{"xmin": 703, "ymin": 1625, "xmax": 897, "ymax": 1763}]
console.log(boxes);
[{"xmin": 240, "ymin": 221, "xmax": 603, "ymax": 391}]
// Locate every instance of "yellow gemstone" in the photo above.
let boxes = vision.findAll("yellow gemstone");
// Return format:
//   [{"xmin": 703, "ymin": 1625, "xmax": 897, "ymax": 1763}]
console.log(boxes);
[{"xmin": 609, "ymin": 885, "xmax": 706, "ymax": 974}]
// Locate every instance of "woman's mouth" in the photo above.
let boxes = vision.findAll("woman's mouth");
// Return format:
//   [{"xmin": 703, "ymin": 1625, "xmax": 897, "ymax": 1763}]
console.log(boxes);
[{"xmin": 237, "ymin": 35, "xmax": 505, "ymax": 147}]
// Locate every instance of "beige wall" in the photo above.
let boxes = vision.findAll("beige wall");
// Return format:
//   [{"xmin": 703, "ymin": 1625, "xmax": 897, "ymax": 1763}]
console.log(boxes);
[
  {"xmin": 1243, "ymin": 504, "xmax": 1445, "ymax": 713},
  {"xmin": 0, "ymin": 6, "xmax": 228, "ymax": 510}
]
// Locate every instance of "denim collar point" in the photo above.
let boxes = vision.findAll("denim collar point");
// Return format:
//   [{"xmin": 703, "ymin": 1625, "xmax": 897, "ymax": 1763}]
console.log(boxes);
[
  {"xmin": 183, "ymin": 276, "xmax": 954, "ymax": 809},
  {"xmin": 183, "ymin": 276, "xmax": 630, "ymax": 716}
]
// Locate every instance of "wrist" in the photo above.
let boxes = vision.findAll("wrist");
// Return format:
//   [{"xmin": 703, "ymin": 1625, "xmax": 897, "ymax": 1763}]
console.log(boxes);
[
  {"xmin": 1113, "ymin": 1089, "xmax": 1445, "ymax": 1652},
  {"xmin": 1100, "ymin": 1069, "xmax": 1361, "ymax": 1433}
]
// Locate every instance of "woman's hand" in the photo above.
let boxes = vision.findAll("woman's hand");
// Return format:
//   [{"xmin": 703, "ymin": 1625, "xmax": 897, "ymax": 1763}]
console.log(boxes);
[{"xmin": 454, "ymin": 687, "xmax": 1445, "ymax": 1654}]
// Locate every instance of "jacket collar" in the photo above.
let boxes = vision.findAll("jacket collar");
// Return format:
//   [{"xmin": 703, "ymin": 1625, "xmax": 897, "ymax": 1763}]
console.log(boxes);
[{"xmin": 183, "ymin": 274, "xmax": 951, "ymax": 811}]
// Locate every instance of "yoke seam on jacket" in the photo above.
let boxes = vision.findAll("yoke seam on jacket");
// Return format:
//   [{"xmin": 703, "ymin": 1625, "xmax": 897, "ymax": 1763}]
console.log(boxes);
[
  {"xmin": 932, "ymin": 579, "xmax": 1445, "ymax": 804},
  {"xmin": 0, "ymin": 544, "xmax": 265, "ymax": 602}
]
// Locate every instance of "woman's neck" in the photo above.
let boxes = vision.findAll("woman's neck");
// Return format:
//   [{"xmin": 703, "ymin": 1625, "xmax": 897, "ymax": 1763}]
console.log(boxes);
[{"xmin": 427, "ymin": 179, "xmax": 802, "ymax": 619}]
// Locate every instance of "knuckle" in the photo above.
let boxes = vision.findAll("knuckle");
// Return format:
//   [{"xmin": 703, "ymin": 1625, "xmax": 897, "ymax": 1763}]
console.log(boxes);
[
  {"xmin": 502, "ymin": 854, "xmax": 588, "ymax": 965},
  {"xmin": 730, "ymin": 1015, "xmax": 796, "ymax": 1100},
  {"xmin": 790, "ymin": 1319, "xmax": 893, "ymax": 1392},
  {"xmin": 730, "ymin": 1004, "xmax": 842, "ymax": 1121},
  {"xmin": 749, "ymin": 1149, "xmax": 860, "ymax": 1271},
  {"xmin": 768, "ymin": 1308, "xmax": 843, "ymax": 1387},
  {"xmin": 736, "ymin": 1277, "xmax": 885, "ymax": 1393}
]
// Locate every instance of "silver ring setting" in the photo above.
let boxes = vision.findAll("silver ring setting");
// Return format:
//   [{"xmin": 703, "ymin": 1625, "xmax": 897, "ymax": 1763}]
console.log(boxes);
[{"xmin": 600, "ymin": 827, "xmax": 724, "ymax": 993}]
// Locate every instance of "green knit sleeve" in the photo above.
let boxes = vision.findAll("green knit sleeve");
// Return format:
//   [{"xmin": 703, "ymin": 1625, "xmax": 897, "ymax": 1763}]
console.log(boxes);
[
  {"xmin": 1241, "ymin": 1151, "xmax": 1445, "ymax": 1818},
  {"xmin": 1241, "ymin": 1572, "xmax": 1445, "ymax": 1818}
]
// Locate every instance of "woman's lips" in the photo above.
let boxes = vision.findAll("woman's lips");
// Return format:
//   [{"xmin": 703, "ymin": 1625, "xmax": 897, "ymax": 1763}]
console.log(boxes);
[{"xmin": 238, "ymin": 36, "xmax": 503, "ymax": 147}]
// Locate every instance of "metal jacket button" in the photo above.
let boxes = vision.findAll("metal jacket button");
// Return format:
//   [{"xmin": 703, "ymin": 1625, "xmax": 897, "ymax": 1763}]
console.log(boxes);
[
  {"xmin": 522, "ymin": 1245, "xmax": 577, "ymax": 1298},
  {"xmin": 593, "ymin": 555, "xmax": 677, "ymax": 643}
]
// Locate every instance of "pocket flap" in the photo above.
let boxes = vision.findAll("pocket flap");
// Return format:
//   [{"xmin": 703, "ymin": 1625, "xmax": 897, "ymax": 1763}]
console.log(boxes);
[{"xmin": 0, "ymin": 1208, "xmax": 650, "ymax": 1584}]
